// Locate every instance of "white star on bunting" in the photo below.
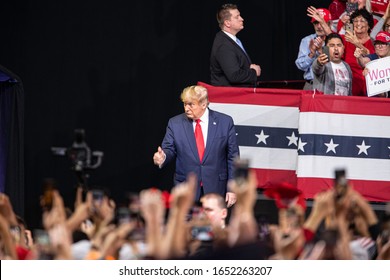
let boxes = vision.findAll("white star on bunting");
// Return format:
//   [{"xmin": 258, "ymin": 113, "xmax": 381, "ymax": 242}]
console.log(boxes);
[
  {"xmin": 357, "ymin": 140, "xmax": 371, "ymax": 155},
  {"xmin": 255, "ymin": 130, "xmax": 269, "ymax": 145},
  {"xmin": 324, "ymin": 138, "xmax": 339, "ymax": 154},
  {"xmin": 286, "ymin": 131, "xmax": 298, "ymax": 147},
  {"xmin": 298, "ymin": 138, "xmax": 307, "ymax": 152}
]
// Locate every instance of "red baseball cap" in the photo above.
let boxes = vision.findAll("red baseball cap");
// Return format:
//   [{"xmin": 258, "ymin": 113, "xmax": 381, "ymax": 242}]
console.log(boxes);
[
  {"xmin": 375, "ymin": 31, "xmax": 390, "ymax": 44},
  {"xmin": 264, "ymin": 182, "xmax": 306, "ymax": 211},
  {"xmin": 311, "ymin": 8, "xmax": 332, "ymax": 23}
]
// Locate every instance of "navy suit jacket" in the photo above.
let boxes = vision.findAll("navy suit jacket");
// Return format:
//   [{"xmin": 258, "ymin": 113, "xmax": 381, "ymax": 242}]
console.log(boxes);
[
  {"xmin": 210, "ymin": 30, "xmax": 257, "ymax": 87},
  {"xmin": 161, "ymin": 109, "xmax": 239, "ymax": 200}
]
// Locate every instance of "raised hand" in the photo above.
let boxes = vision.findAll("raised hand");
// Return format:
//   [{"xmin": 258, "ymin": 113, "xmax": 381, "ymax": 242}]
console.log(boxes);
[
  {"xmin": 140, "ymin": 188, "xmax": 165, "ymax": 258},
  {"xmin": 153, "ymin": 146, "xmax": 166, "ymax": 166},
  {"xmin": 307, "ymin": 6, "xmax": 322, "ymax": 22},
  {"xmin": 0, "ymin": 193, "xmax": 18, "ymax": 226}
]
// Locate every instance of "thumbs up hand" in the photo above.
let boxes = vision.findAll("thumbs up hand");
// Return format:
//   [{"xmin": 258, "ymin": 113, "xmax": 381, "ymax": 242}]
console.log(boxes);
[{"xmin": 153, "ymin": 146, "xmax": 166, "ymax": 167}]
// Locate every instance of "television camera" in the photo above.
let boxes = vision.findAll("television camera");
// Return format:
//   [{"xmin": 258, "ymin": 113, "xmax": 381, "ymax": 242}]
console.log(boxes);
[{"xmin": 51, "ymin": 129, "xmax": 103, "ymax": 188}]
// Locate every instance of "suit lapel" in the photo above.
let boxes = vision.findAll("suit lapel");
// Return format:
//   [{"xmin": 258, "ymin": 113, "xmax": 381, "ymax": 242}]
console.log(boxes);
[
  {"xmin": 221, "ymin": 31, "xmax": 252, "ymax": 63},
  {"xmin": 203, "ymin": 110, "xmax": 217, "ymax": 162},
  {"xmin": 182, "ymin": 115, "xmax": 200, "ymax": 161}
]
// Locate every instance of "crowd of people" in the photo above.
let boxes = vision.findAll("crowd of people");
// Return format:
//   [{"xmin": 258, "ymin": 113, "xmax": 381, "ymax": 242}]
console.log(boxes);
[
  {"xmin": 209, "ymin": 1, "xmax": 390, "ymax": 98},
  {"xmin": 1, "ymin": 169, "xmax": 389, "ymax": 260},
  {"xmin": 295, "ymin": 0, "xmax": 390, "ymax": 97},
  {"xmin": 210, "ymin": 1, "xmax": 389, "ymax": 96},
  {"xmin": 1, "ymin": 1, "xmax": 390, "ymax": 260}
]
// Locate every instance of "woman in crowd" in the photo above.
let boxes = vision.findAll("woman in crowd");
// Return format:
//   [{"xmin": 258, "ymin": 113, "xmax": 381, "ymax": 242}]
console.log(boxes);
[
  {"xmin": 337, "ymin": 0, "xmax": 381, "ymax": 38},
  {"xmin": 343, "ymin": 8, "xmax": 375, "ymax": 96},
  {"xmin": 354, "ymin": 31, "xmax": 390, "ymax": 97},
  {"xmin": 354, "ymin": 31, "xmax": 390, "ymax": 67}
]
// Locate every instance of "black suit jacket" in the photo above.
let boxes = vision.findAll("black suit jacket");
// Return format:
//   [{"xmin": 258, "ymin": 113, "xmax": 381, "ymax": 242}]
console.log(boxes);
[{"xmin": 210, "ymin": 30, "xmax": 257, "ymax": 87}]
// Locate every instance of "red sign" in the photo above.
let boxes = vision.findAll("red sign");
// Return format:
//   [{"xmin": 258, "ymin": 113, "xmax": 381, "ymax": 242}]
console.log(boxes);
[{"xmin": 371, "ymin": 0, "xmax": 389, "ymax": 15}]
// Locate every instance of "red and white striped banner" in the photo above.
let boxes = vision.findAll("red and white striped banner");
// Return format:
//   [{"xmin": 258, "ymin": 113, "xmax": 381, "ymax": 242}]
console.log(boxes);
[{"xmin": 201, "ymin": 82, "xmax": 390, "ymax": 201}]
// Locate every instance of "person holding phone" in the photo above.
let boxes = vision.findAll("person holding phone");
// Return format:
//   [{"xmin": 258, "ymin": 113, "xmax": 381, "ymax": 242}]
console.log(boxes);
[
  {"xmin": 295, "ymin": 7, "xmax": 332, "ymax": 90},
  {"xmin": 343, "ymin": 8, "xmax": 375, "ymax": 96},
  {"xmin": 337, "ymin": 0, "xmax": 359, "ymax": 35},
  {"xmin": 337, "ymin": 0, "xmax": 380, "ymax": 36},
  {"xmin": 312, "ymin": 33, "xmax": 352, "ymax": 96}
]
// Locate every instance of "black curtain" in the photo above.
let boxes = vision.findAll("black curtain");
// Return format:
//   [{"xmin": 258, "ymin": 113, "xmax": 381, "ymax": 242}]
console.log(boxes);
[
  {"xmin": 0, "ymin": 0, "xmax": 329, "ymax": 228},
  {"xmin": 0, "ymin": 64, "xmax": 24, "ymax": 216}
]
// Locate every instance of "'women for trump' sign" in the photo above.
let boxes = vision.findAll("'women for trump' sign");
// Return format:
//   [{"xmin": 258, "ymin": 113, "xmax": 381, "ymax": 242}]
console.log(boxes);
[{"xmin": 365, "ymin": 56, "xmax": 390, "ymax": 97}]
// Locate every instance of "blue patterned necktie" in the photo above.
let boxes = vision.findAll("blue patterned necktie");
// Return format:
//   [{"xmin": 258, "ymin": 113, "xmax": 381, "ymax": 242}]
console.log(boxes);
[{"xmin": 236, "ymin": 37, "xmax": 246, "ymax": 53}]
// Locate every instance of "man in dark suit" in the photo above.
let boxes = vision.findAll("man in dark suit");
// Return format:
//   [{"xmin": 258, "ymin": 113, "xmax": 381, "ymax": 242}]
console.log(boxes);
[
  {"xmin": 210, "ymin": 3, "xmax": 261, "ymax": 87},
  {"xmin": 153, "ymin": 85, "xmax": 239, "ymax": 207}
]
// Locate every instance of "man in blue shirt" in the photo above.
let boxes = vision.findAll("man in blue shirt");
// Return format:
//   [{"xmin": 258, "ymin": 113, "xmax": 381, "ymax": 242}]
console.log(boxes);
[{"xmin": 295, "ymin": 8, "xmax": 332, "ymax": 90}]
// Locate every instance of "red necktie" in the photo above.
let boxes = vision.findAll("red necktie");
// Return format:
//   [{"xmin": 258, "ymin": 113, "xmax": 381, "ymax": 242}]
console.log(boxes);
[{"xmin": 195, "ymin": 119, "xmax": 205, "ymax": 162}]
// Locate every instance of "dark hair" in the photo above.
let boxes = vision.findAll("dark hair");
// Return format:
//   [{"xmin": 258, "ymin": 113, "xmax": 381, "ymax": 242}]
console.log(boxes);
[
  {"xmin": 16, "ymin": 215, "xmax": 27, "ymax": 228},
  {"xmin": 325, "ymin": 33, "xmax": 344, "ymax": 45},
  {"xmin": 216, "ymin": 3, "xmax": 238, "ymax": 28},
  {"xmin": 350, "ymin": 8, "xmax": 374, "ymax": 33}
]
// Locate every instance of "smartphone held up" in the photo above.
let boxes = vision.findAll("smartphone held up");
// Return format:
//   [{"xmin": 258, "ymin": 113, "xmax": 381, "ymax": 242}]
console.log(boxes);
[
  {"xmin": 346, "ymin": 2, "xmax": 358, "ymax": 15},
  {"xmin": 91, "ymin": 189, "xmax": 104, "ymax": 207},
  {"xmin": 345, "ymin": 22, "xmax": 354, "ymax": 34},
  {"xmin": 334, "ymin": 168, "xmax": 348, "ymax": 201},
  {"xmin": 322, "ymin": 45, "xmax": 330, "ymax": 59},
  {"xmin": 233, "ymin": 157, "xmax": 250, "ymax": 186}
]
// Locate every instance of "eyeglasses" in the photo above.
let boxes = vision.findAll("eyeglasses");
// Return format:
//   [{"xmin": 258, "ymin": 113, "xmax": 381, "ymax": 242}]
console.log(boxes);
[
  {"xmin": 385, "ymin": 24, "xmax": 390, "ymax": 30},
  {"xmin": 374, "ymin": 42, "xmax": 390, "ymax": 48}
]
